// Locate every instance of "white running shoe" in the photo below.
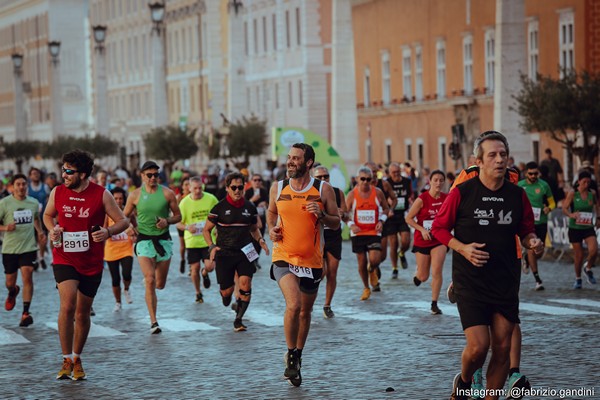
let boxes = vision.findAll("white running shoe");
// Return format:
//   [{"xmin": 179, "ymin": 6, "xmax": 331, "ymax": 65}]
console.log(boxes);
[
  {"xmin": 123, "ymin": 289, "xmax": 133, "ymax": 304},
  {"xmin": 113, "ymin": 302, "xmax": 122, "ymax": 312}
]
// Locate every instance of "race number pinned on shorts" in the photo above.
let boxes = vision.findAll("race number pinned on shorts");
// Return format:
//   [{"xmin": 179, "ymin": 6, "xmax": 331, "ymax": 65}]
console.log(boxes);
[
  {"xmin": 193, "ymin": 221, "xmax": 206, "ymax": 236},
  {"xmin": 288, "ymin": 264, "xmax": 314, "ymax": 279},
  {"xmin": 241, "ymin": 243, "xmax": 259, "ymax": 262},
  {"xmin": 63, "ymin": 231, "xmax": 90, "ymax": 253},
  {"xmin": 356, "ymin": 210, "xmax": 376, "ymax": 224},
  {"xmin": 532, "ymin": 207, "xmax": 541, "ymax": 222},
  {"xmin": 423, "ymin": 220, "xmax": 433, "ymax": 231},
  {"xmin": 576, "ymin": 212, "xmax": 593, "ymax": 226},
  {"xmin": 13, "ymin": 209, "xmax": 33, "ymax": 224}
]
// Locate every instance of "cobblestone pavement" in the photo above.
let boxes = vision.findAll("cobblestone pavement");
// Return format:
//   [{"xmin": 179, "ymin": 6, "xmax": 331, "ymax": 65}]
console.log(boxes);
[{"xmin": 1, "ymin": 232, "xmax": 599, "ymax": 399}]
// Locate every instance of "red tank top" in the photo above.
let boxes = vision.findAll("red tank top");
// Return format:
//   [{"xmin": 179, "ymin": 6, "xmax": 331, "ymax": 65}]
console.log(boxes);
[
  {"xmin": 53, "ymin": 182, "xmax": 106, "ymax": 275},
  {"xmin": 413, "ymin": 191, "xmax": 448, "ymax": 248},
  {"xmin": 351, "ymin": 186, "xmax": 381, "ymax": 236}
]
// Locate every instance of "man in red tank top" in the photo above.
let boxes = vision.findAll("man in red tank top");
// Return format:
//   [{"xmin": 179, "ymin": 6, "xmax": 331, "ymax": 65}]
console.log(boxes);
[{"xmin": 44, "ymin": 150, "xmax": 129, "ymax": 381}]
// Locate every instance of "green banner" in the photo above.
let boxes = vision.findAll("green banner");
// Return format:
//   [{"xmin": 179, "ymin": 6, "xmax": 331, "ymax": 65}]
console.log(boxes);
[{"xmin": 272, "ymin": 127, "xmax": 350, "ymax": 191}]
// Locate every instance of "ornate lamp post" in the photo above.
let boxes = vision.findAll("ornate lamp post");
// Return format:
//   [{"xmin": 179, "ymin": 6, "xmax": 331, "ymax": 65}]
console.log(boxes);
[
  {"xmin": 92, "ymin": 25, "xmax": 109, "ymax": 136},
  {"xmin": 149, "ymin": 2, "xmax": 168, "ymax": 127},
  {"xmin": 11, "ymin": 52, "xmax": 27, "ymax": 139},
  {"xmin": 48, "ymin": 40, "xmax": 64, "ymax": 138}
]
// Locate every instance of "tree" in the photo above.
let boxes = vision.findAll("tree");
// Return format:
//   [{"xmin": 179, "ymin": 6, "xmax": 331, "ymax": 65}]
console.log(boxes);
[
  {"xmin": 3, "ymin": 139, "xmax": 40, "ymax": 173},
  {"xmin": 41, "ymin": 135, "xmax": 119, "ymax": 171},
  {"xmin": 143, "ymin": 125, "xmax": 199, "ymax": 174},
  {"xmin": 512, "ymin": 70, "xmax": 600, "ymax": 182},
  {"xmin": 226, "ymin": 115, "xmax": 269, "ymax": 169}
]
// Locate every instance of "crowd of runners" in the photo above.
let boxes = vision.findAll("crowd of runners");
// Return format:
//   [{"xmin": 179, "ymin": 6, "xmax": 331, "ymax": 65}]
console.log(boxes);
[{"xmin": 0, "ymin": 132, "xmax": 597, "ymax": 398}]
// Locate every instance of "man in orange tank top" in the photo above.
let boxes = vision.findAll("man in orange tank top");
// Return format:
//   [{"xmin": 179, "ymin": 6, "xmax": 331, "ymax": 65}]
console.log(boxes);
[{"xmin": 267, "ymin": 143, "xmax": 340, "ymax": 386}]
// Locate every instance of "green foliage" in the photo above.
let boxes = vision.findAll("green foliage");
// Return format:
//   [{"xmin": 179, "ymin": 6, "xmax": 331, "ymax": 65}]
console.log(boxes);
[
  {"xmin": 199, "ymin": 129, "xmax": 222, "ymax": 160},
  {"xmin": 227, "ymin": 115, "xmax": 269, "ymax": 163},
  {"xmin": 42, "ymin": 135, "xmax": 119, "ymax": 160},
  {"xmin": 143, "ymin": 125, "xmax": 199, "ymax": 166},
  {"xmin": 3, "ymin": 140, "xmax": 41, "ymax": 173}
]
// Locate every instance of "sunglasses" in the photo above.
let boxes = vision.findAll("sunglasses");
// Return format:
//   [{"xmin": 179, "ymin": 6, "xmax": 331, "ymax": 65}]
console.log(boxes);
[
  {"xmin": 315, "ymin": 175, "xmax": 329, "ymax": 180},
  {"xmin": 229, "ymin": 185, "xmax": 244, "ymax": 191},
  {"xmin": 145, "ymin": 172, "xmax": 160, "ymax": 178},
  {"xmin": 527, "ymin": 172, "xmax": 539, "ymax": 176},
  {"xmin": 252, "ymin": 179, "xmax": 262, "ymax": 182},
  {"xmin": 62, "ymin": 167, "xmax": 78, "ymax": 175},
  {"xmin": 359, "ymin": 177, "xmax": 372, "ymax": 182}
]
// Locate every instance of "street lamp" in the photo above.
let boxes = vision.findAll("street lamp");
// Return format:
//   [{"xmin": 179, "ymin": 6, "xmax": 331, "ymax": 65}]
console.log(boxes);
[
  {"xmin": 48, "ymin": 40, "xmax": 61, "ymax": 65},
  {"xmin": 92, "ymin": 25, "xmax": 107, "ymax": 50},
  {"xmin": 149, "ymin": 2, "xmax": 165, "ymax": 32},
  {"xmin": 11, "ymin": 52, "xmax": 26, "ymax": 139},
  {"xmin": 92, "ymin": 25, "xmax": 109, "ymax": 136},
  {"xmin": 148, "ymin": 1, "xmax": 168, "ymax": 127},
  {"xmin": 48, "ymin": 40, "xmax": 64, "ymax": 137},
  {"xmin": 11, "ymin": 53, "xmax": 23, "ymax": 72}
]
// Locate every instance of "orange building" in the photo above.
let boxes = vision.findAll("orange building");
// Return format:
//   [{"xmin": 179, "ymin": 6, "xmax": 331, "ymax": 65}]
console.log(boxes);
[{"xmin": 351, "ymin": 0, "xmax": 594, "ymax": 178}]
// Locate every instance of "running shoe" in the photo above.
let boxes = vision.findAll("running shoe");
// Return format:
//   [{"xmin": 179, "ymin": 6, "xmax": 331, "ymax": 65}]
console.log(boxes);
[
  {"xmin": 450, "ymin": 372, "xmax": 469, "ymax": 400},
  {"xmin": 413, "ymin": 276, "xmax": 422, "ymax": 287},
  {"xmin": 372, "ymin": 283, "xmax": 381, "ymax": 292},
  {"xmin": 57, "ymin": 358, "xmax": 73, "ymax": 380},
  {"xmin": 90, "ymin": 306, "xmax": 96, "ymax": 316},
  {"xmin": 392, "ymin": 268, "xmax": 399, "ymax": 279},
  {"xmin": 5, "ymin": 285, "xmax": 20, "ymax": 311},
  {"xmin": 400, "ymin": 253, "xmax": 408, "ymax": 270},
  {"xmin": 534, "ymin": 282, "xmax": 545, "ymax": 291},
  {"xmin": 72, "ymin": 358, "xmax": 86, "ymax": 381},
  {"xmin": 195, "ymin": 293, "xmax": 204, "ymax": 303},
  {"xmin": 369, "ymin": 269, "xmax": 379, "ymax": 288},
  {"xmin": 233, "ymin": 318, "xmax": 247, "ymax": 332},
  {"xmin": 283, "ymin": 350, "xmax": 300, "ymax": 379},
  {"xmin": 123, "ymin": 289, "xmax": 133, "ymax": 304},
  {"xmin": 583, "ymin": 268, "xmax": 597, "ymax": 284},
  {"xmin": 521, "ymin": 255, "xmax": 529, "ymax": 274},
  {"xmin": 179, "ymin": 259, "xmax": 185, "ymax": 274},
  {"xmin": 40, "ymin": 259, "xmax": 48, "ymax": 270},
  {"xmin": 202, "ymin": 269, "xmax": 211, "ymax": 289},
  {"xmin": 430, "ymin": 303, "xmax": 442, "ymax": 315},
  {"xmin": 113, "ymin": 302, "xmax": 121, "ymax": 313},
  {"xmin": 447, "ymin": 282, "xmax": 457, "ymax": 304},
  {"xmin": 506, "ymin": 372, "xmax": 531, "ymax": 399},
  {"xmin": 471, "ymin": 368, "xmax": 484, "ymax": 399},
  {"xmin": 150, "ymin": 322, "xmax": 162, "ymax": 334},
  {"xmin": 360, "ymin": 288, "xmax": 371, "ymax": 301},
  {"xmin": 573, "ymin": 278, "xmax": 582, "ymax": 289},
  {"xmin": 323, "ymin": 306, "xmax": 335, "ymax": 319},
  {"xmin": 19, "ymin": 312, "xmax": 33, "ymax": 327}
]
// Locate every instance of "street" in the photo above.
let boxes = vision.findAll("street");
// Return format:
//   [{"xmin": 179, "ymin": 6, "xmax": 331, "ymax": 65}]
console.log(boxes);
[{"xmin": 1, "ymin": 231, "xmax": 599, "ymax": 400}]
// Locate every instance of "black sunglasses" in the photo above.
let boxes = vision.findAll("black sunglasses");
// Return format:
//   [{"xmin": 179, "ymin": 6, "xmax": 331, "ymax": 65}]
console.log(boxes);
[
  {"xmin": 145, "ymin": 172, "xmax": 160, "ymax": 178},
  {"xmin": 359, "ymin": 177, "xmax": 372, "ymax": 182},
  {"xmin": 527, "ymin": 172, "xmax": 539, "ymax": 176},
  {"xmin": 315, "ymin": 175, "xmax": 329, "ymax": 180},
  {"xmin": 230, "ymin": 185, "xmax": 244, "ymax": 191},
  {"xmin": 62, "ymin": 167, "xmax": 78, "ymax": 175},
  {"xmin": 252, "ymin": 178, "xmax": 262, "ymax": 182}
]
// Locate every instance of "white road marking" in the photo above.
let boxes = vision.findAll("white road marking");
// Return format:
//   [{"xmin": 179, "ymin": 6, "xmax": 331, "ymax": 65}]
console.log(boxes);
[
  {"xmin": 158, "ymin": 318, "xmax": 219, "ymax": 331},
  {"xmin": 387, "ymin": 301, "xmax": 460, "ymax": 317},
  {"xmin": 548, "ymin": 298, "xmax": 600, "ymax": 308},
  {"xmin": 0, "ymin": 326, "xmax": 30, "ymax": 345},
  {"xmin": 244, "ymin": 309, "xmax": 282, "ymax": 327},
  {"xmin": 335, "ymin": 305, "xmax": 409, "ymax": 320},
  {"xmin": 46, "ymin": 322, "xmax": 127, "ymax": 337},
  {"xmin": 519, "ymin": 302, "xmax": 598, "ymax": 316}
]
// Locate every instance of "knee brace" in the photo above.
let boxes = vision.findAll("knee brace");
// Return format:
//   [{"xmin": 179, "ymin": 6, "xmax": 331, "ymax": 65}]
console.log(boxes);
[{"xmin": 239, "ymin": 288, "xmax": 252, "ymax": 296}]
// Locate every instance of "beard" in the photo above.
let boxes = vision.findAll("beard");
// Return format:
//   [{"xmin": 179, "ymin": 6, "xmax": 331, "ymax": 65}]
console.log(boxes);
[
  {"xmin": 287, "ymin": 162, "xmax": 308, "ymax": 179},
  {"xmin": 65, "ymin": 175, "xmax": 82, "ymax": 190}
]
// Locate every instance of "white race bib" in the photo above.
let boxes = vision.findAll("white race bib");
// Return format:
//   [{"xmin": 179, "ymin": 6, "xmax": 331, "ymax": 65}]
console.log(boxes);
[
  {"xmin": 395, "ymin": 198, "xmax": 406, "ymax": 210},
  {"xmin": 63, "ymin": 231, "xmax": 90, "ymax": 253},
  {"xmin": 423, "ymin": 220, "xmax": 433, "ymax": 231},
  {"xmin": 192, "ymin": 221, "xmax": 206, "ymax": 236},
  {"xmin": 532, "ymin": 207, "xmax": 541, "ymax": 222},
  {"xmin": 356, "ymin": 209, "xmax": 376, "ymax": 224},
  {"xmin": 13, "ymin": 209, "xmax": 33, "ymax": 224},
  {"xmin": 576, "ymin": 212, "xmax": 593, "ymax": 226},
  {"xmin": 288, "ymin": 264, "xmax": 314, "ymax": 278},
  {"xmin": 241, "ymin": 242, "xmax": 259, "ymax": 262}
]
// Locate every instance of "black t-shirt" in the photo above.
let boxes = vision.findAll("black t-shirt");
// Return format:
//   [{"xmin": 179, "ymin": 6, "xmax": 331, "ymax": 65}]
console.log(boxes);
[
  {"xmin": 244, "ymin": 187, "xmax": 269, "ymax": 206},
  {"xmin": 388, "ymin": 177, "xmax": 412, "ymax": 214},
  {"xmin": 207, "ymin": 199, "xmax": 258, "ymax": 256}
]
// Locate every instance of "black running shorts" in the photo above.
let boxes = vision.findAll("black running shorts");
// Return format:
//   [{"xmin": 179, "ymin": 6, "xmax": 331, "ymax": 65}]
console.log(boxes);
[
  {"xmin": 271, "ymin": 261, "xmax": 323, "ymax": 294},
  {"xmin": 2, "ymin": 251, "xmax": 37, "ymax": 274},
  {"xmin": 351, "ymin": 235, "xmax": 382, "ymax": 254},
  {"xmin": 214, "ymin": 252, "xmax": 255, "ymax": 290},
  {"xmin": 187, "ymin": 247, "xmax": 210, "ymax": 265},
  {"xmin": 568, "ymin": 227, "xmax": 595, "ymax": 244},
  {"xmin": 456, "ymin": 298, "xmax": 520, "ymax": 330},
  {"xmin": 323, "ymin": 229, "xmax": 342, "ymax": 260},
  {"xmin": 382, "ymin": 214, "xmax": 410, "ymax": 236},
  {"xmin": 52, "ymin": 264, "xmax": 103, "ymax": 298}
]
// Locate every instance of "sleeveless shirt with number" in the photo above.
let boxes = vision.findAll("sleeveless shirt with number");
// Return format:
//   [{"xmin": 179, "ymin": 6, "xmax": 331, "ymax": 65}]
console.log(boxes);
[
  {"xmin": 413, "ymin": 191, "xmax": 448, "ymax": 248},
  {"xmin": 53, "ymin": 182, "xmax": 106, "ymax": 275},
  {"xmin": 271, "ymin": 178, "xmax": 324, "ymax": 269},
  {"xmin": 350, "ymin": 186, "xmax": 381, "ymax": 237},
  {"xmin": 569, "ymin": 191, "xmax": 595, "ymax": 229}
]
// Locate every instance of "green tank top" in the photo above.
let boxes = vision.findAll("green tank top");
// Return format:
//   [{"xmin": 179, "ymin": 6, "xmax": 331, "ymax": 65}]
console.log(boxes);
[
  {"xmin": 137, "ymin": 185, "xmax": 169, "ymax": 236},
  {"xmin": 569, "ymin": 191, "xmax": 595, "ymax": 229}
]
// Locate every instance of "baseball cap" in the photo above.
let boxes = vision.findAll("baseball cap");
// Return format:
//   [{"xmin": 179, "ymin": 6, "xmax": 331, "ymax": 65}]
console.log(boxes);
[{"xmin": 141, "ymin": 161, "xmax": 160, "ymax": 171}]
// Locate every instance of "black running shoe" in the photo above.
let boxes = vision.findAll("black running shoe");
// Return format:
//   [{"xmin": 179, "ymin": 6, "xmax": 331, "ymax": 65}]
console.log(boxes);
[
  {"xmin": 40, "ymin": 259, "xmax": 48, "ymax": 270},
  {"xmin": 392, "ymin": 269, "xmax": 398, "ymax": 279},
  {"xmin": 202, "ymin": 269, "xmax": 211, "ymax": 289},
  {"xmin": 233, "ymin": 318, "xmax": 247, "ymax": 332},
  {"xmin": 196, "ymin": 293, "xmax": 204, "ymax": 303},
  {"xmin": 447, "ymin": 282, "xmax": 457, "ymax": 304},
  {"xmin": 150, "ymin": 322, "xmax": 162, "ymax": 334},
  {"xmin": 413, "ymin": 276, "xmax": 422, "ymax": 287},
  {"xmin": 323, "ymin": 306, "xmax": 335, "ymax": 319},
  {"xmin": 431, "ymin": 303, "xmax": 443, "ymax": 315},
  {"xmin": 90, "ymin": 306, "xmax": 95, "ymax": 317},
  {"xmin": 180, "ymin": 259, "xmax": 185, "ymax": 274},
  {"xmin": 19, "ymin": 312, "xmax": 34, "ymax": 327},
  {"xmin": 399, "ymin": 251, "xmax": 408, "ymax": 269},
  {"xmin": 372, "ymin": 283, "xmax": 381, "ymax": 292},
  {"xmin": 284, "ymin": 351, "xmax": 300, "ymax": 379}
]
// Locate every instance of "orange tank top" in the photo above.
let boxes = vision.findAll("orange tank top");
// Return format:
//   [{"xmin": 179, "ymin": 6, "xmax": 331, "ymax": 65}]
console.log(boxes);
[
  {"xmin": 104, "ymin": 217, "xmax": 134, "ymax": 261},
  {"xmin": 350, "ymin": 186, "xmax": 381, "ymax": 236},
  {"xmin": 271, "ymin": 178, "xmax": 324, "ymax": 269}
]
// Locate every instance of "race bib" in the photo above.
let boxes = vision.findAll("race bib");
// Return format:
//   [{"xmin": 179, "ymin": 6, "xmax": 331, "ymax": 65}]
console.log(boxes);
[
  {"xmin": 576, "ymin": 212, "xmax": 593, "ymax": 226},
  {"xmin": 111, "ymin": 232, "xmax": 129, "ymax": 241},
  {"xmin": 395, "ymin": 198, "xmax": 406, "ymax": 210},
  {"xmin": 288, "ymin": 264, "xmax": 314, "ymax": 278},
  {"xmin": 13, "ymin": 209, "xmax": 33, "ymax": 224},
  {"xmin": 241, "ymin": 242, "xmax": 259, "ymax": 262},
  {"xmin": 356, "ymin": 209, "xmax": 376, "ymax": 224},
  {"xmin": 423, "ymin": 220, "xmax": 433, "ymax": 231},
  {"xmin": 532, "ymin": 207, "xmax": 541, "ymax": 222},
  {"xmin": 257, "ymin": 206, "xmax": 266, "ymax": 216},
  {"xmin": 192, "ymin": 221, "xmax": 206, "ymax": 236},
  {"xmin": 63, "ymin": 231, "xmax": 90, "ymax": 253}
]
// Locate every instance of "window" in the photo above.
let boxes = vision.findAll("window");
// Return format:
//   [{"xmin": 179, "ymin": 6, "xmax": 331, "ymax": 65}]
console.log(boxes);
[
  {"xmin": 402, "ymin": 47, "xmax": 412, "ymax": 100},
  {"xmin": 244, "ymin": 21, "xmax": 249, "ymax": 56},
  {"xmin": 528, "ymin": 20, "xmax": 539, "ymax": 81},
  {"xmin": 366, "ymin": 138, "xmax": 372, "ymax": 163},
  {"xmin": 263, "ymin": 16, "xmax": 267, "ymax": 53},
  {"xmin": 559, "ymin": 11, "xmax": 574, "ymax": 76},
  {"xmin": 364, "ymin": 67, "xmax": 371, "ymax": 107},
  {"xmin": 405, "ymin": 140, "xmax": 412, "ymax": 162},
  {"xmin": 272, "ymin": 14, "xmax": 277, "ymax": 51},
  {"xmin": 382, "ymin": 51, "xmax": 391, "ymax": 105},
  {"xmin": 485, "ymin": 30, "xmax": 495, "ymax": 93},
  {"xmin": 288, "ymin": 81, "xmax": 293, "ymax": 108},
  {"xmin": 256, "ymin": 86, "xmax": 260, "ymax": 113},
  {"xmin": 253, "ymin": 18, "xmax": 258, "ymax": 54},
  {"xmin": 417, "ymin": 141, "xmax": 424, "ymax": 171},
  {"xmin": 298, "ymin": 80, "xmax": 303, "ymax": 107},
  {"xmin": 246, "ymin": 88, "xmax": 251, "ymax": 113},
  {"xmin": 438, "ymin": 138, "xmax": 447, "ymax": 172},
  {"xmin": 385, "ymin": 139, "xmax": 392, "ymax": 164},
  {"xmin": 285, "ymin": 10, "xmax": 290, "ymax": 48},
  {"xmin": 415, "ymin": 45, "xmax": 423, "ymax": 101},
  {"xmin": 436, "ymin": 40, "xmax": 446, "ymax": 99},
  {"xmin": 295, "ymin": 7, "xmax": 301, "ymax": 46},
  {"xmin": 275, "ymin": 82, "xmax": 280, "ymax": 109},
  {"xmin": 463, "ymin": 35, "xmax": 473, "ymax": 95}
]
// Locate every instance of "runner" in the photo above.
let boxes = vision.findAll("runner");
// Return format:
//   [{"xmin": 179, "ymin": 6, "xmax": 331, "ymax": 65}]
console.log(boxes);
[
  {"xmin": 313, "ymin": 166, "xmax": 348, "ymax": 318},
  {"xmin": 244, "ymin": 173, "xmax": 269, "ymax": 269},
  {"xmin": 104, "ymin": 187, "xmax": 136, "ymax": 312},
  {"xmin": 203, "ymin": 172, "xmax": 268, "ymax": 331},
  {"xmin": 43, "ymin": 149, "xmax": 129, "ymax": 380},
  {"xmin": 386, "ymin": 162, "xmax": 413, "ymax": 277},
  {"xmin": 431, "ymin": 132, "xmax": 543, "ymax": 400},
  {"xmin": 345, "ymin": 166, "xmax": 389, "ymax": 300},
  {"xmin": 177, "ymin": 177, "xmax": 191, "ymax": 274},
  {"xmin": 517, "ymin": 161, "xmax": 555, "ymax": 291},
  {"xmin": 562, "ymin": 171, "xmax": 599, "ymax": 289},
  {"xmin": 123, "ymin": 161, "xmax": 181, "ymax": 334},
  {"xmin": 267, "ymin": 143, "xmax": 340, "ymax": 386},
  {"xmin": 27, "ymin": 167, "xmax": 50, "ymax": 270},
  {"xmin": 177, "ymin": 176, "xmax": 218, "ymax": 303},
  {"xmin": 0, "ymin": 174, "xmax": 46, "ymax": 327},
  {"xmin": 404, "ymin": 169, "xmax": 448, "ymax": 314}
]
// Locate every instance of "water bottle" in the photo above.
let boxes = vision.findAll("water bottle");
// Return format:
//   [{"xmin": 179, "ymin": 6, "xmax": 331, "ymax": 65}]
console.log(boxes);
[{"xmin": 52, "ymin": 225, "xmax": 62, "ymax": 248}]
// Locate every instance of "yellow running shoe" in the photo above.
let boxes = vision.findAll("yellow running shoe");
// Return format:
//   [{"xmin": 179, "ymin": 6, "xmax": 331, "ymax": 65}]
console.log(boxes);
[
  {"xmin": 56, "ymin": 358, "xmax": 73, "ymax": 380},
  {"xmin": 72, "ymin": 357, "xmax": 86, "ymax": 381},
  {"xmin": 360, "ymin": 288, "xmax": 371, "ymax": 301}
]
